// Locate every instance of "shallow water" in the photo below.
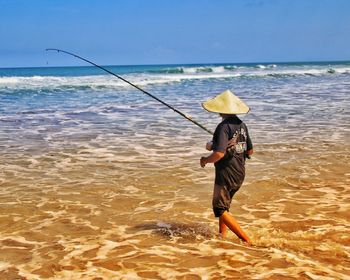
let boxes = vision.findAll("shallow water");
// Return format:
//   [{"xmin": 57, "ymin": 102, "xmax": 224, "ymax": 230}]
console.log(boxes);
[{"xmin": 0, "ymin": 62, "xmax": 349, "ymax": 279}]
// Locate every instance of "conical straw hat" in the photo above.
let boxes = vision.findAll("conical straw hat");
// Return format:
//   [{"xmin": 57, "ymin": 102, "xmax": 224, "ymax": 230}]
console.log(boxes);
[{"xmin": 202, "ymin": 90, "xmax": 250, "ymax": 114}]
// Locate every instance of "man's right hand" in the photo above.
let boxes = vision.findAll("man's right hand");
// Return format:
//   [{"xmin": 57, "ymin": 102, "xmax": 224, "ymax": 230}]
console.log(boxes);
[{"xmin": 206, "ymin": 141, "xmax": 213, "ymax": 151}]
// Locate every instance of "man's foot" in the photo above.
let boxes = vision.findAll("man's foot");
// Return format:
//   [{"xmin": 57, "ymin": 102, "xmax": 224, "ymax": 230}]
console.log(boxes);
[{"xmin": 243, "ymin": 239, "xmax": 252, "ymax": 246}]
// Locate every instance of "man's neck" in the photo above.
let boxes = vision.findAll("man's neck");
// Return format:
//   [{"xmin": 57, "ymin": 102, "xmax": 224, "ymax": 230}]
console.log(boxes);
[{"xmin": 221, "ymin": 114, "xmax": 237, "ymax": 120}]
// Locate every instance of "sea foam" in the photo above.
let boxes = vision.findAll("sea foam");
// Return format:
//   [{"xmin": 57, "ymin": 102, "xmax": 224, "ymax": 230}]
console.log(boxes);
[{"xmin": 1, "ymin": 64, "xmax": 350, "ymax": 92}]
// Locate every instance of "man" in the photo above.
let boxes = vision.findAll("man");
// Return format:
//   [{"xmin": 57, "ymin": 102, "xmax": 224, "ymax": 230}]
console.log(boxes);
[{"xmin": 200, "ymin": 90, "xmax": 253, "ymax": 244}]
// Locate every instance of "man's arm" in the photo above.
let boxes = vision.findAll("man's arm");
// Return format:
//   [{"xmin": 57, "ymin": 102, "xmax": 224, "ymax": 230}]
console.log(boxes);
[{"xmin": 200, "ymin": 151, "xmax": 225, "ymax": 168}]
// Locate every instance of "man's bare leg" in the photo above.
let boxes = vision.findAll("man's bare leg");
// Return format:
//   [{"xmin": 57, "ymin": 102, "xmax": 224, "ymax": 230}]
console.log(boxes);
[
  {"xmin": 219, "ymin": 216, "xmax": 228, "ymax": 237},
  {"xmin": 220, "ymin": 211, "xmax": 251, "ymax": 244}
]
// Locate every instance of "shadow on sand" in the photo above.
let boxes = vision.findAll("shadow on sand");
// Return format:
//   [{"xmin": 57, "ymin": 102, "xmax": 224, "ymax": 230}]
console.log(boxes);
[{"xmin": 133, "ymin": 221, "xmax": 215, "ymax": 242}]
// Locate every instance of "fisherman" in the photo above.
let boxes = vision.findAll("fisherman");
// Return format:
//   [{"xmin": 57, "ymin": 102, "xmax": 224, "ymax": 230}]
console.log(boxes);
[{"xmin": 200, "ymin": 90, "xmax": 253, "ymax": 244}]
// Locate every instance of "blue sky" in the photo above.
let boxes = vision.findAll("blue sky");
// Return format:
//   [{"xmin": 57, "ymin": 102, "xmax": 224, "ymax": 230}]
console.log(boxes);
[{"xmin": 0, "ymin": 0, "xmax": 349, "ymax": 67}]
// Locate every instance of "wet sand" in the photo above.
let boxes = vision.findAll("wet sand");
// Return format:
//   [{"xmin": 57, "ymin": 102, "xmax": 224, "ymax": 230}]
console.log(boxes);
[{"xmin": 0, "ymin": 136, "xmax": 349, "ymax": 279}]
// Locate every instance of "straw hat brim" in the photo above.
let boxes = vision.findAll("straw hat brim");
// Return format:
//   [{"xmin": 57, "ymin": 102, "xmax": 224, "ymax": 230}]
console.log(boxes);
[{"xmin": 202, "ymin": 90, "xmax": 250, "ymax": 114}]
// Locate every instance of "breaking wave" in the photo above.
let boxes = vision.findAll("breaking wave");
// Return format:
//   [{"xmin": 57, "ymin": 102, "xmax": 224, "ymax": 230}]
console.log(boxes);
[{"xmin": 1, "ymin": 64, "xmax": 350, "ymax": 92}]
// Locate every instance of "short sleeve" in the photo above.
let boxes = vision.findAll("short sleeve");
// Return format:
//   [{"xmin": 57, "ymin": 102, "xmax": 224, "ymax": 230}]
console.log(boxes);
[{"xmin": 212, "ymin": 123, "xmax": 229, "ymax": 152}]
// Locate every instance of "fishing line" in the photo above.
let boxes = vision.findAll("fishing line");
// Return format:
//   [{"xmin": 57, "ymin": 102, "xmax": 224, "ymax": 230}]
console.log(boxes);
[{"xmin": 46, "ymin": 48, "xmax": 213, "ymax": 135}]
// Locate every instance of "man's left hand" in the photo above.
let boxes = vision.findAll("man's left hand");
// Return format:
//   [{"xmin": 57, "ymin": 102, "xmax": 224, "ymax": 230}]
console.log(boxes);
[{"xmin": 200, "ymin": 157, "xmax": 207, "ymax": 168}]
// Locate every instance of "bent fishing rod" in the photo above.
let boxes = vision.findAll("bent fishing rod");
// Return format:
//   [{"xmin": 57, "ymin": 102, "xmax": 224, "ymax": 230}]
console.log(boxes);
[{"xmin": 46, "ymin": 48, "xmax": 213, "ymax": 135}]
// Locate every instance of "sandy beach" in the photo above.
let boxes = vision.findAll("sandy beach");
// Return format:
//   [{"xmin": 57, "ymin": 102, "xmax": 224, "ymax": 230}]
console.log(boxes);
[{"xmin": 0, "ymin": 62, "xmax": 349, "ymax": 279}]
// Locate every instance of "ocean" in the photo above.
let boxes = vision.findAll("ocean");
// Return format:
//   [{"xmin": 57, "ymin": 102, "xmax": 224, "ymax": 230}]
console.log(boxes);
[{"xmin": 0, "ymin": 61, "xmax": 349, "ymax": 279}]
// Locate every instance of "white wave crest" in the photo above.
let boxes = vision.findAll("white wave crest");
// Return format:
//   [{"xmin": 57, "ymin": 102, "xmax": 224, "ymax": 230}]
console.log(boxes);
[
  {"xmin": 212, "ymin": 66, "xmax": 226, "ymax": 73},
  {"xmin": 1, "ymin": 65, "xmax": 349, "ymax": 92}
]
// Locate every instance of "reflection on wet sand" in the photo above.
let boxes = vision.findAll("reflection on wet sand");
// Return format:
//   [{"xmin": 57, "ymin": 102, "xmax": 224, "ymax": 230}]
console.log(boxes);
[{"xmin": 0, "ymin": 139, "xmax": 349, "ymax": 279}]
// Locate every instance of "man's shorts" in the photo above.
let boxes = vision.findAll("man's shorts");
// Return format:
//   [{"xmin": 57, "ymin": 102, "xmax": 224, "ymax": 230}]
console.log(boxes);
[{"xmin": 212, "ymin": 184, "xmax": 239, "ymax": 217}]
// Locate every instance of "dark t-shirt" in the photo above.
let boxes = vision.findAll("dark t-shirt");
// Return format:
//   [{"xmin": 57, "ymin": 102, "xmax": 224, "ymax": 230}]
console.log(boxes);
[{"xmin": 212, "ymin": 116, "xmax": 253, "ymax": 191}]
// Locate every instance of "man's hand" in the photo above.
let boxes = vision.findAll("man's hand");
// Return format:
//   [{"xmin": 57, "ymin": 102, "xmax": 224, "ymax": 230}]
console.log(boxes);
[
  {"xmin": 206, "ymin": 141, "xmax": 213, "ymax": 151},
  {"xmin": 200, "ymin": 157, "xmax": 207, "ymax": 168},
  {"xmin": 200, "ymin": 151, "xmax": 225, "ymax": 168}
]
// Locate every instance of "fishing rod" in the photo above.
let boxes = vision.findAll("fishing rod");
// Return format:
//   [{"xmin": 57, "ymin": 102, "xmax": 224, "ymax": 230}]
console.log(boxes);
[{"xmin": 46, "ymin": 48, "xmax": 213, "ymax": 135}]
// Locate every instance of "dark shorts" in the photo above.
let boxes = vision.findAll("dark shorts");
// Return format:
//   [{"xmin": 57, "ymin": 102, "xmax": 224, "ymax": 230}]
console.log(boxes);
[{"xmin": 212, "ymin": 184, "xmax": 239, "ymax": 217}]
